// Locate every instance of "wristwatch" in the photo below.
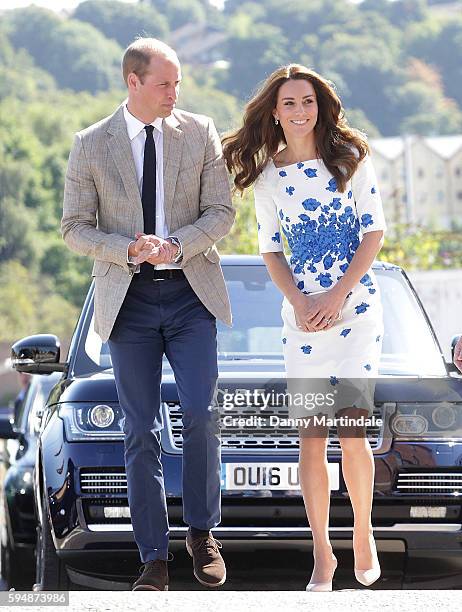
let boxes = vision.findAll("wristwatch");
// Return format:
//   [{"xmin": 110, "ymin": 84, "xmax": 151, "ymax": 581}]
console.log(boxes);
[
  {"xmin": 167, "ymin": 236, "xmax": 183, "ymax": 263},
  {"xmin": 127, "ymin": 240, "xmax": 139, "ymax": 274}
]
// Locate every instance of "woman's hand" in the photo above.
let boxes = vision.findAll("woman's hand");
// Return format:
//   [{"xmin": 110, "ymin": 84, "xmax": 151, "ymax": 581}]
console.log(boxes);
[
  {"xmin": 302, "ymin": 286, "xmax": 348, "ymax": 332},
  {"xmin": 292, "ymin": 294, "xmax": 319, "ymax": 332},
  {"xmin": 304, "ymin": 287, "xmax": 347, "ymax": 331}
]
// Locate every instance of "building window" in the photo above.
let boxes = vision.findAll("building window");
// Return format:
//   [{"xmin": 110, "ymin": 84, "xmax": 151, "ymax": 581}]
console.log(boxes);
[
  {"xmin": 417, "ymin": 168, "xmax": 424, "ymax": 178},
  {"xmin": 455, "ymin": 167, "xmax": 461, "ymax": 177},
  {"xmin": 457, "ymin": 191, "xmax": 462, "ymax": 200},
  {"xmin": 438, "ymin": 191, "xmax": 444, "ymax": 202}
]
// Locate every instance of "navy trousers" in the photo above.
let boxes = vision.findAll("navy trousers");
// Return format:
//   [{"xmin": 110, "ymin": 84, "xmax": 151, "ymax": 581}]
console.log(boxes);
[{"xmin": 108, "ymin": 275, "xmax": 221, "ymax": 562}]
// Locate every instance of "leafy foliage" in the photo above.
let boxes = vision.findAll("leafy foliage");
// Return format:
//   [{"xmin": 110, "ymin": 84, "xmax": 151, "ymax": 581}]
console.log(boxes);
[{"xmin": 74, "ymin": 0, "xmax": 168, "ymax": 48}]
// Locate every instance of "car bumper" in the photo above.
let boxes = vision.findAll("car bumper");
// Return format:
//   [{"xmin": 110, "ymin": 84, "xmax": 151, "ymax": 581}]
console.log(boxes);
[{"xmin": 56, "ymin": 522, "xmax": 462, "ymax": 590}]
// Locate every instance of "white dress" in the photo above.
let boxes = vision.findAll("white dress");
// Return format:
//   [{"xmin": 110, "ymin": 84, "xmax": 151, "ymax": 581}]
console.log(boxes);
[{"xmin": 254, "ymin": 154, "xmax": 387, "ymax": 419}]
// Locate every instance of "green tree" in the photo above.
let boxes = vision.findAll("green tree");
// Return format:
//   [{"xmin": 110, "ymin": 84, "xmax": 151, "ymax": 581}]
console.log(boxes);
[
  {"xmin": 40, "ymin": 240, "xmax": 92, "ymax": 309},
  {"xmin": 6, "ymin": 6, "xmax": 123, "ymax": 93},
  {"xmin": 144, "ymin": 0, "xmax": 207, "ymax": 28},
  {"xmin": 406, "ymin": 17, "xmax": 462, "ymax": 108},
  {"xmin": 0, "ymin": 198, "xmax": 37, "ymax": 265},
  {"xmin": 178, "ymin": 67, "xmax": 242, "ymax": 133},
  {"xmin": 224, "ymin": 17, "xmax": 289, "ymax": 99},
  {"xmin": 0, "ymin": 261, "xmax": 79, "ymax": 343},
  {"xmin": 74, "ymin": 0, "xmax": 169, "ymax": 48},
  {"xmin": 220, "ymin": 190, "xmax": 259, "ymax": 255}
]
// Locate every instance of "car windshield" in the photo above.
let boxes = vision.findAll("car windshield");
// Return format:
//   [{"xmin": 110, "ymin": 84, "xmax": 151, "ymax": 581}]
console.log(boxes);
[{"xmin": 77, "ymin": 264, "xmax": 446, "ymax": 377}]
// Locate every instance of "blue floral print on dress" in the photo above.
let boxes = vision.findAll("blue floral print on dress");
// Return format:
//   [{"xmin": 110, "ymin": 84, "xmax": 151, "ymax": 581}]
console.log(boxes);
[
  {"xmin": 331, "ymin": 197, "xmax": 342, "ymax": 210},
  {"xmin": 315, "ymin": 272, "xmax": 333, "ymax": 288},
  {"xmin": 302, "ymin": 198, "xmax": 322, "ymax": 212},
  {"xmin": 271, "ymin": 232, "xmax": 281, "ymax": 243},
  {"xmin": 361, "ymin": 213, "xmax": 374, "ymax": 228},
  {"xmin": 355, "ymin": 302, "xmax": 370, "ymax": 314},
  {"xmin": 326, "ymin": 178, "xmax": 337, "ymax": 192}
]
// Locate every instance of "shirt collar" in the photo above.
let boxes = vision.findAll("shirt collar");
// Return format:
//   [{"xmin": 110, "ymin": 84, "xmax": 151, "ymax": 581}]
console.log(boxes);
[{"xmin": 123, "ymin": 102, "xmax": 164, "ymax": 140}]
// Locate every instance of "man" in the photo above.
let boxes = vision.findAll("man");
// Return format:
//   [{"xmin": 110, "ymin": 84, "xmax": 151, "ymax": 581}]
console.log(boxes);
[
  {"xmin": 454, "ymin": 336, "xmax": 462, "ymax": 373},
  {"xmin": 62, "ymin": 37, "xmax": 235, "ymax": 591}
]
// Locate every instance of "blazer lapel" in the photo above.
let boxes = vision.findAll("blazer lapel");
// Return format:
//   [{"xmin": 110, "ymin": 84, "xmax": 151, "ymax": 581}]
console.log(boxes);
[
  {"xmin": 106, "ymin": 106, "xmax": 143, "ymax": 223},
  {"xmin": 163, "ymin": 113, "xmax": 184, "ymax": 232}
]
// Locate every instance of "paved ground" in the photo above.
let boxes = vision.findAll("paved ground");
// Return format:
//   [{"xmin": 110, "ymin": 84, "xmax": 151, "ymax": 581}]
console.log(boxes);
[
  {"xmin": 2, "ymin": 544, "xmax": 461, "ymax": 612},
  {"xmin": 2, "ymin": 590, "xmax": 462, "ymax": 612}
]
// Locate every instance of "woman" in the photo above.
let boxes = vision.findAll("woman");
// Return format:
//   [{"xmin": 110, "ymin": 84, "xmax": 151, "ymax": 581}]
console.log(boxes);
[{"xmin": 222, "ymin": 64, "xmax": 386, "ymax": 591}]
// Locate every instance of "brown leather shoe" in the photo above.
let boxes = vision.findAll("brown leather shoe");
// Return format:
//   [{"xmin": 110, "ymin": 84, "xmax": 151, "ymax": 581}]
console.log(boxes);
[
  {"xmin": 186, "ymin": 529, "xmax": 226, "ymax": 587},
  {"xmin": 132, "ymin": 558, "xmax": 169, "ymax": 591}
]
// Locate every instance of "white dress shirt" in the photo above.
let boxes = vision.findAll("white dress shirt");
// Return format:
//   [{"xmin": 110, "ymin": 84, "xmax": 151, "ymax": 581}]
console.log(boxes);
[{"xmin": 123, "ymin": 102, "xmax": 180, "ymax": 270}]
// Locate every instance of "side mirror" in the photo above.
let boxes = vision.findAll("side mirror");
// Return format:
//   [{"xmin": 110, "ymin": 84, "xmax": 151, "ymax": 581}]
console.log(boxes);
[
  {"xmin": 11, "ymin": 334, "xmax": 67, "ymax": 374},
  {"xmin": 0, "ymin": 409, "xmax": 19, "ymax": 439}
]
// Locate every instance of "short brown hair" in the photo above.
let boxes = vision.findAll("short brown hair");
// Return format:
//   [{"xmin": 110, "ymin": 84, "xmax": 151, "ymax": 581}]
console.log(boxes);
[{"xmin": 122, "ymin": 37, "xmax": 178, "ymax": 85}]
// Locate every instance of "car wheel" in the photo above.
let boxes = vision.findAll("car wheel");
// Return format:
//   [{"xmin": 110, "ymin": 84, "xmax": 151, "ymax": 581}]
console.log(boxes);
[
  {"xmin": 1, "ymin": 534, "xmax": 27, "ymax": 589},
  {"xmin": 35, "ymin": 486, "xmax": 72, "ymax": 590}
]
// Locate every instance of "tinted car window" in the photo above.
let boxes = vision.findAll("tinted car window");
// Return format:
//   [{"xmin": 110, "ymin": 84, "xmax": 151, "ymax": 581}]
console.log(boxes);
[{"xmin": 23, "ymin": 374, "xmax": 61, "ymax": 436}]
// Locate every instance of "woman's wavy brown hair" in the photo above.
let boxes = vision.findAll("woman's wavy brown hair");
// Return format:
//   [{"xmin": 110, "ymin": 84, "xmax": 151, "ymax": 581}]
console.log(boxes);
[{"xmin": 222, "ymin": 64, "xmax": 369, "ymax": 194}]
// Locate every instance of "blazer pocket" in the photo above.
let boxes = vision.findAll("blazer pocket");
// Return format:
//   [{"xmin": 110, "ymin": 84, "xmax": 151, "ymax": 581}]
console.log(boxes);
[
  {"xmin": 91, "ymin": 260, "xmax": 111, "ymax": 277},
  {"xmin": 203, "ymin": 247, "xmax": 220, "ymax": 263}
]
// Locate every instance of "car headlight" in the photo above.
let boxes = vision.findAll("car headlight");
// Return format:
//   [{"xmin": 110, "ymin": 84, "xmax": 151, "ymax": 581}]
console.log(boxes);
[
  {"xmin": 89, "ymin": 405, "xmax": 115, "ymax": 428},
  {"xmin": 58, "ymin": 403, "xmax": 124, "ymax": 441},
  {"xmin": 392, "ymin": 403, "xmax": 462, "ymax": 440}
]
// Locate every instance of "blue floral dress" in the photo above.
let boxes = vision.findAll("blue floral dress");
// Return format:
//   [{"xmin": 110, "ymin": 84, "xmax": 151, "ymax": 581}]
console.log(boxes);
[{"xmin": 254, "ymin": 154, "xmax": 387, "ymax": 416}]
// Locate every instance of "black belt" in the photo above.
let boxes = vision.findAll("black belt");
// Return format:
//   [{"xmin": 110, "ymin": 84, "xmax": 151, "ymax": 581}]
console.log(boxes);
[{"xmin": 134, "ymin": 268, "xmax": 185, "ymax": 281}]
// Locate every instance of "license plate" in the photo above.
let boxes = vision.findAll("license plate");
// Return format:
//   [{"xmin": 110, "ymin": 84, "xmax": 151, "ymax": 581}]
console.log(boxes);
[{"xmin": 221, "ymin": 462, "xmax": 339, "ymax": 491}]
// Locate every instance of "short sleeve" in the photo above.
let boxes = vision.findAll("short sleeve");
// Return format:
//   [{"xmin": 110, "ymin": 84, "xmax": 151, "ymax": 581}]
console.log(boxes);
[
  {"xmin": 253, "ymin": 168, "xmax": 284, "ymax": 254},
  {"xmin": 351, "ymin": 154, "xmax": 387, "ymax": 235}
]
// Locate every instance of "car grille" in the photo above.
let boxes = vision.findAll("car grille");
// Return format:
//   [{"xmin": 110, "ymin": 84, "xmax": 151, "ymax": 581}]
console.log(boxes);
[
  {"xmin": 80, "ymin": 468, "xmax": 127, "ymax": 495},
  {"xmin": 165, "ymin": 403, "xmax": 387, "ymax": 453},
  {"xmin": 396, "ymin": 471, "xmax": 462, "ymax": 495}
]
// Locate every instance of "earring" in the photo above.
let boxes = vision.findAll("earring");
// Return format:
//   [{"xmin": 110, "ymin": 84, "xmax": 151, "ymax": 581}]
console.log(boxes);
[{"xmin": 274, "ymin": 117, "xmax": 279, "ymax": 125}]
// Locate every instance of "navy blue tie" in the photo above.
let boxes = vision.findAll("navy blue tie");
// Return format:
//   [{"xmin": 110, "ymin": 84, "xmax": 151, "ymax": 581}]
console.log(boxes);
[
  {"xmin": 142, "ymin": 124, "xmax": 156, "ymax": 234},
  {"xmin": 140, "ymin": 125, "xmax": 156, "ymax": 278}
]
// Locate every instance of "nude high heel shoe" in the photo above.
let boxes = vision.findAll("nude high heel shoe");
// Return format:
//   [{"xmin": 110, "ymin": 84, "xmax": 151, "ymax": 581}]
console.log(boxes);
[
  {"xmin": 305, "ymin": 557, "xmax": 337, "ymax": 592},
  {"xmin": 354, "ymin": 533, "xmax": 381, "ymax": 587}
]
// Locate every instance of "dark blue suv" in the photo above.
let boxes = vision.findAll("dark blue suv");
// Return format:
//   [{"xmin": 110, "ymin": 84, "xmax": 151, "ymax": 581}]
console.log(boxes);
[{"xmin": 8, "ymin": 256, "xmax": 462, "ymax": 590}]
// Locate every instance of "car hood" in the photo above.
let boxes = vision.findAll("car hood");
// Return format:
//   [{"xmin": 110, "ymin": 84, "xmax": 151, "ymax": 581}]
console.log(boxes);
[{"xmin": 48, "ymin": 360, "xmax": 462, "ymax": 405}]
